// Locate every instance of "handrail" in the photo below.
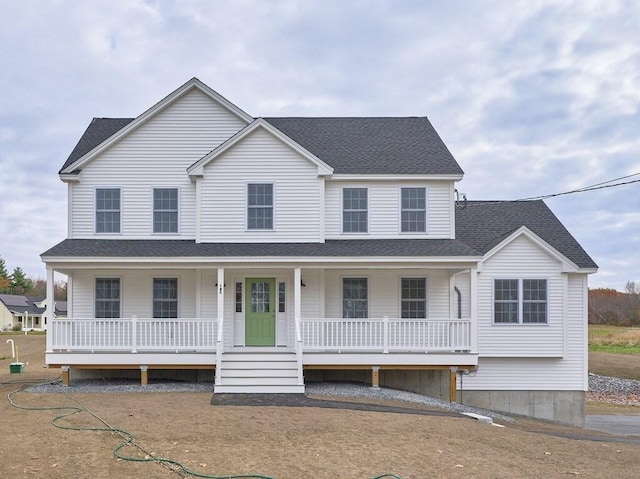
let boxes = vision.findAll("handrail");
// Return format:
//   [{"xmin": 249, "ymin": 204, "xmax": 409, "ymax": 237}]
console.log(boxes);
[
  {"xmin": 215, "ymin": 316, "xmax": 224, "ymax": 386},
  {"xmin": 294, "ymin": 316, "xmax": 304, "ymax": 385}
]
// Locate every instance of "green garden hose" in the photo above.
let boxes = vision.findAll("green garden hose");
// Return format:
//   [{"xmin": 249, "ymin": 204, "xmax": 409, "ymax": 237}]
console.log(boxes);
[{"xmin": 5, "ymin": 378, "xmax": 403, "ymax": 479}]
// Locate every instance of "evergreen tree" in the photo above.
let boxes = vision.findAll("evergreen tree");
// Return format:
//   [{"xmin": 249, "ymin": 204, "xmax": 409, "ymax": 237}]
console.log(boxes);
[{"xmin": 10, "ymin": 266, "xmax": 31, "ymax": 295}]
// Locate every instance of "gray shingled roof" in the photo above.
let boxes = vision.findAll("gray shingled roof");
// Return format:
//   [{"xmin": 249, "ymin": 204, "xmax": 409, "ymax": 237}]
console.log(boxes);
[
  {"xmin": 0, "ymin": 294, "xmax": 45, "ymax": 315},
  {"xmin": 60, "ymin": 118, "xmax": 134, "ymax": 173},
  {"xmin": 59, "ymin": 116, "xmax": 463, "ymax": 175},
  {"xmin": 455, "ymin": 200, "xmax": 597, "ymax": 269},
  {"xmin": 41, "ymin": 238, "xmax": 480, "ymax": 259},
  {"xmin": 265, "ymin": 117, "xmax": 463, "ymax": 175}
]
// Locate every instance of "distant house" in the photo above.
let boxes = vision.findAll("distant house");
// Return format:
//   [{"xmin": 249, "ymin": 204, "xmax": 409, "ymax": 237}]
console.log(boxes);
[
  {"xmin": 41, "ymin": 78, "xmax": 597, "ymax": 425},
  {"xmin": 0, "ymin": 294, "xmax": 45, "ymax": 330}
]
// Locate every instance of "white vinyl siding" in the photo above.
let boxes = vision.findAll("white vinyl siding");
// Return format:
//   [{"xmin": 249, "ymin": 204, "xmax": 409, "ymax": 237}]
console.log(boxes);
[
  {"xmin": 477, "ymin": 235, "xmax": 564, "ymax": 357},
  {"xmin": 200, "ymin": 128, "xmax": 322, "ymax": 242},
  {"xmin": 325, "ymin": 181, "xmax": 452, "ymax": 239},
  {"xmin": 323, "ymin": 269, "xmax": 450, "ymax": 319},
  {"xmin": 71, "ymin": 270, "xmax": 197, "ymax": 319},
  {"xmin": 70, "ymin": 88, "xmax": 246, "ymax": 239}
]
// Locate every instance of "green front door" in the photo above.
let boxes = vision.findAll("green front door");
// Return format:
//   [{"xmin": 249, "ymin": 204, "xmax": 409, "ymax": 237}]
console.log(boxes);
[{"xmin": 245, "ymin": 278, "xmax": 276, "ymax": 346}]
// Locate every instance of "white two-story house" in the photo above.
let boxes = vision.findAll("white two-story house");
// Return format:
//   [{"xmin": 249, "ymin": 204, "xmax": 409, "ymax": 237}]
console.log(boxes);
[{"xmin": 41, "ymin": 78, "xmax": 597, "ymax": 425}]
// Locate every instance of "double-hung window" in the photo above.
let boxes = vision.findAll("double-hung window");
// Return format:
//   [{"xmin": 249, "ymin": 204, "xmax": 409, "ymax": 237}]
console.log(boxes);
[
  {"xmin": 400, "ymin": 187, "xmax": 426, "ymax": 233},
  {"xmin": 153, "ymin": 278, "xmax": 178, "ymax": 318},
  {"xmin": 401, "ymin": 278, "xmax": 427, "ymax": 318},
  {"xmin": 343, "ymin": 188, "xmax": 368, "ymax": 233},
  {"xmin": 153, "ymin": 188, "xmax": 178, "ymax": 233},
  {"xmin": 247, "ymin": 183, "xmax": 273, "ymax": 230},
  {"xmin": 96, "ymin": 188, "xmax": 121, "ymax": 233},
  {"xmin": 95, "ymin": 278, "xmax": 120, "ymax": 318},
  {"xmin": 343, "ymin": 278, "xmax": 368, "ymax": 318},
  {"xmin": 494, "ymin": 279, "xmax": 547, "ymax": 324}
]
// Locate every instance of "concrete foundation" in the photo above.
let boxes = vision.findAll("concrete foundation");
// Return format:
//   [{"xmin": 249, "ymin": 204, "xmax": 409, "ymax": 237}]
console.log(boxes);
[{"xmin": 460, "ymin": 390, "xmax": 585, "ymax": 426}]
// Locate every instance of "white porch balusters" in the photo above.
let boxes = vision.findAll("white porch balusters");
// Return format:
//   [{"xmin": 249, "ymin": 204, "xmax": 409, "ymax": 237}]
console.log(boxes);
[
  {"xmin": 470, "ymin": 267, "xmax": 479, "ymax": 355},
  {"xmin": 215, "ymin": 268, "xmax": 224, "ymax": 386},
  {"xmin": 131, "ymin": 315, "xmax": 138, "ymax": 353}
]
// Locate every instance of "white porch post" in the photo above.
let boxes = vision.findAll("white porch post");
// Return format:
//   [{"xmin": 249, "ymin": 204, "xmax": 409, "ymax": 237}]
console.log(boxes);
[
  {"xmin": 294, "ymin": 267, "xmax": 304, "ymax": 385},
  {"xmin": 470, "ymin": 267, "xmax": 479, "ymax": 354},
  {"xmin": 45, "ymin": 267, "xmax": 55, "ymax": 352},
  {"xmin": 215, "ymin": 268, "xmax": 224, "ymax": 386},
  {"xmin": 294, "ymin": 267, "xmax": 302, "ymax": 324}
]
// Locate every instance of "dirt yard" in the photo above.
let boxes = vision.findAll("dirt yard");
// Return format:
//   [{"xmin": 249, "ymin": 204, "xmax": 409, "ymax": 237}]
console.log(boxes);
[{"xmin": 1, "ymin": 334, "xmax": 639, "ymax": 479}]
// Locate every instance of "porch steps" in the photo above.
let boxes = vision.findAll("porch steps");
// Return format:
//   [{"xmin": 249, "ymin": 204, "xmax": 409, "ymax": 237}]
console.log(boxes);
[{"xmin": 215, "ymin": 351, "xmax": 304, "ymax": 394}]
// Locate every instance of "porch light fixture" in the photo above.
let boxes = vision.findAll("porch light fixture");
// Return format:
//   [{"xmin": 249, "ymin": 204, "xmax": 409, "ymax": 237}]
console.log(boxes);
[{"xmin": 301, "ymin": 279, "xmax": 306, "ymax": 287}]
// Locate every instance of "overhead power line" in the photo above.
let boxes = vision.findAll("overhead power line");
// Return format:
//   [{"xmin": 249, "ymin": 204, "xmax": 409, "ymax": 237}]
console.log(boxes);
[{"xmin": 517, "ymin": 172, "xmax": 640, "ymax": 201}]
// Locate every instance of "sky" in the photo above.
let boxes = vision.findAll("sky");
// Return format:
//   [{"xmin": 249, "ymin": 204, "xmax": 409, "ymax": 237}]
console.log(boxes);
[{"xmin": 0, "ymin": 0, "xmax": 638, "ymax": 290}]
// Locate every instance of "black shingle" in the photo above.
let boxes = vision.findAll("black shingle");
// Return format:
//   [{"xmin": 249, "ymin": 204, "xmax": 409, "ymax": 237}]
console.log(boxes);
[
  {"xmin": 265, "ymin": 117, "xmax": 463, "ymax": 175},
  {"xmin": 60, "ymin": 118, "xmax": 134, "ymax": 173},
  {"xmin": 41, "ymin": 238, "xmax": 479, "ymax": 259},
  {"xmin": 455, "ymin": 200, "xmax": 597, "ymax": 269}
]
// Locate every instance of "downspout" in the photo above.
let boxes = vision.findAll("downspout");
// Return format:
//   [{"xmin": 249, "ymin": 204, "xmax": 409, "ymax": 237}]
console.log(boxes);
[{"xmin": 454, "ymin": 286, "xmax": 462, "ymax": 319}]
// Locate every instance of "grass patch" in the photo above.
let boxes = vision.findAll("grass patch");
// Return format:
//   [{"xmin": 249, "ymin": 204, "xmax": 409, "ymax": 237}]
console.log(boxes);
[{"xmin": 588, "ymin": 324, "xmax": 640, "ymax": 353}]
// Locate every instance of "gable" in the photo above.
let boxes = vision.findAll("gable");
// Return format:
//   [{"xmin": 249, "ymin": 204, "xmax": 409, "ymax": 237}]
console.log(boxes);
[
  {"xmin": 482, "ymin": 232, "xmax": 566, "ymax": 274},
  {"xmin": 188, "ymin": 118, "xmax": 333, "ymax": 177},
  {"xmin": 60, "ymin": 78, "xmax": 252, "ymax": 175}
]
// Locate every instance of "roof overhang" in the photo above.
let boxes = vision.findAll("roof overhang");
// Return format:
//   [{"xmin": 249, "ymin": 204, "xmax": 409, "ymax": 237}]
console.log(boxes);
[
  {"xmin": 59, "ymin": 78, "xmax": 253, "ymax": 175},
  {"xmin": 329, "ymin": 174, "xmax": 464, "ymax": 182},
  {"xmin": 187, "ymin": 118, "xmax": 334, "ymax": 178}
]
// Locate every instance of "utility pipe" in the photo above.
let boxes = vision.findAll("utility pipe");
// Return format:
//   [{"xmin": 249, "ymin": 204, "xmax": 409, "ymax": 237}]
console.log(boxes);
[{"xmin": 6, "ymin": 339, "xmax": 15, "ymax": 359}]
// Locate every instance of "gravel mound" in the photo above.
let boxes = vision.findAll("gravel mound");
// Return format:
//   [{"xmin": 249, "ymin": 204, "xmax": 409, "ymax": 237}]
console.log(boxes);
[{"xmin": 588, "ymin": 373, "xmax": 640, "ymax": 395}]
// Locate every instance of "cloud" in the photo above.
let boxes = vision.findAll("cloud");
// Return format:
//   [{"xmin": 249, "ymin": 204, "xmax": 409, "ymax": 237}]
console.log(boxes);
[{"xmin": 0, "ymin": 0, "xmax": 639, "ymax": 290}]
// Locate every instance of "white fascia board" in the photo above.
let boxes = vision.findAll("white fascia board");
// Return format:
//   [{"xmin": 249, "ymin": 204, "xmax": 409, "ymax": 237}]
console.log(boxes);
[
  {"xmin": 60, "ymin": 173, "xmax": 81, "ymax": 183},
  {"xmin": 42, "ymin": 255, "xmax": 482, "ymax": 268},
  {"xmin": 329, "ymin": 174, "xmax": 464, "ymax": 182},
  {"xmin": 187, "ymin": 118, "xmax": 334, "ymax": 177},
  {"xmin": 60, "ymin": 78, "xmax": 253, "ymax": 175},
  {"xmin": 482, "ymin": 226, "xmax": 580, "ymax": 272}
]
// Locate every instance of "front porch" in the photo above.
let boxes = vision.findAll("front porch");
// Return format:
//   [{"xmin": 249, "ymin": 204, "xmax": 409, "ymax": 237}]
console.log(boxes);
[
  {"xmin": 46, "ymin": 315, "xmax": 478, "ymax": 397},
  {"xmin": 43, "ymin": 260, "xmax": 480, "ymax": 398}
]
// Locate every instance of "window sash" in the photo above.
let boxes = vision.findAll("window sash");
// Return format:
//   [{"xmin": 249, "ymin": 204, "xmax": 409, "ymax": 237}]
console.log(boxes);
[
  {"xmin": 95, "ymin": 278, "xmax": 120, "ymax": 318},
  {"xmin": 343, "ymin": 188, "xmax": 368, "ymax": 233},
  {"xmin": 153, "ymin": 188, "xmax": 178, "ymax": 233},
  {"xmin": 494, "ymin": 279, "xmax": 547, "ymax": 324},
  {"xmin": 343, "ymin": 278, "xmax": 368, "ymax": 318},
  {"xmin": 96, "ymin": 188, "xmax": 121, "ymax": 233},
  {"xmin": 247, "ymin": 184, "xmax": 273, "ymax": 230},
  {"xmin": 401, "ymin": 278, "xmax": 427, "ymax": 319},
  {"xmin": 401, "ymin": 188, "xmax": 426, "ymax": 232},
  {"xmin": 153, "ymin": 278, "xmax": 178, "ymax": 318}
]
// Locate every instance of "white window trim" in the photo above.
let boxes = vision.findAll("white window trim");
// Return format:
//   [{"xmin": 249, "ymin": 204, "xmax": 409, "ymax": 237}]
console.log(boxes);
[
  {"xmin": 151, "ymin": 187, "xmax": 181, "ymax": 235},
  {"xmin": 398, "ymin": 186, "xmax": 428, "ymax": 234},
  {"xmin": 492, "ymin": 277, "xmax": 549, "ymax": 325},
  {"xmin": 341, "ymin": 276, "xmax": 370, "ymax": 319},
  {"xmin": 151, "ymin": 276, "xmax": 180, "ymax": 318},
  {"xmin": 94, "ymin": 276, "xmax": 122, "ymax": 318},
  {"xmin": 94, "ymin": 187, "xmax": 122, "ymax": 235},
  {"xmin": 341, "ymin": 187, "xmax": 369, "ymax": 234},
  {"xmin": 245, "ymin": 182, "xmax": 276, "ymax": 232},
  {"xmin": 398, "ymin": 276, "xmax": 429, "ymax": 319}
]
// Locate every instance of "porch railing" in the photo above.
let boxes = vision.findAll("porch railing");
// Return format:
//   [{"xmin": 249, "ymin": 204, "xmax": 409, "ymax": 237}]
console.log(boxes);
[
  {"xmin": 300, "ymin": 318, "xmax": 471, "ymax": 353},
  {"xmin": 49, "ymin": 318, "xmax": 218, "ymax": 352}
]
